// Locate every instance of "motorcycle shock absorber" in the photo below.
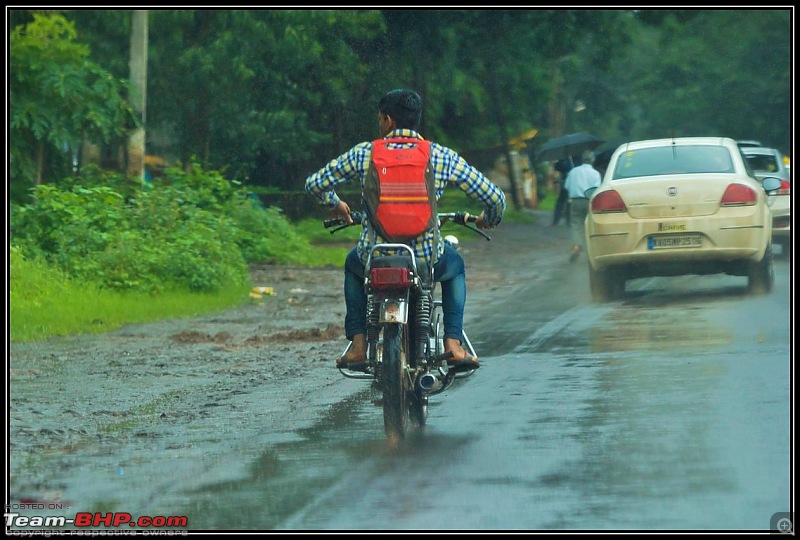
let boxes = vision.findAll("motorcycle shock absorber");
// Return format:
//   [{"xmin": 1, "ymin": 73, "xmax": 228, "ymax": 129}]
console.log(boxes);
[
  {"xmin": 415, "ymin": 286, "xmax": 432, "ymax": 365},
  {"xmin": 366, "ymin": 291, "xmax": 379, "ymax": 362}
]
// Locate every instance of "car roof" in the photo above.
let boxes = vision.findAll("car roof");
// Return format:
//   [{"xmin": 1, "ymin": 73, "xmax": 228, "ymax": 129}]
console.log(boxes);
[
  {"xmin": 736, "ymin": 140, "xmax": 763, "ymax": 147},
  {"xmin": 616, "ymin": 137, "xmax": 737, "ymax": 151},
  {"xmin": 740, "ymin": 146, "xmax": 781, "ymax": 155}
]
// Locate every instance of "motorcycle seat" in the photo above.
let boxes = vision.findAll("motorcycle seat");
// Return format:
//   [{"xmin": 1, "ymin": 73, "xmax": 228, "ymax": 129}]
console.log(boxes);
[{"xmin": 371, "ymin": 254, "xmax": 415, "ymax": 271}]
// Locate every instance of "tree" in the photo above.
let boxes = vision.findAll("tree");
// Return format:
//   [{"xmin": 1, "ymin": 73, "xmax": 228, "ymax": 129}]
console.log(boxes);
[
  {"xmin": 17, "ymin": 9, "xmax": 790, "ymax": 206},
  {"xmin": 626, "ymin": 10, "xmax": 790, "ymax": 153},
  {"xmin": 127, "ymin": 10, "xmax": 148, "ymax": 183},
  {"xmin": 9, "ymin": 13, "xmax": 137, "ymax": 202}
]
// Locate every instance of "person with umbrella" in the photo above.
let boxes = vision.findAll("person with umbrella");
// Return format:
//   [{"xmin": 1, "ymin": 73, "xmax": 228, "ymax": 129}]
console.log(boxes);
[
  {"xmin": 535, "ymin": 132, "xmax": 604, "ymax": 163},
  {"xmin": 564, "ymin": 150, "xmax": 602, "ymax": 262},
  {"xmin": 535, "ymin": 133, "xmax": 604, "ymax": 229}
]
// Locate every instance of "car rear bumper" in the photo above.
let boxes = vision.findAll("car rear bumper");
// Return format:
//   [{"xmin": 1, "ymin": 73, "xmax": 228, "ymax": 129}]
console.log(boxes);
[
  {"xmin": 768, "ymin": 196, "xmax": 790, "ymax": 239},
  {"xmin": 586, "ymin": 220, "xmax": 770, "ymax": 270},
  {"xmin": 771, "ymin": 215, "xmax": 791, "ymax": 238}
]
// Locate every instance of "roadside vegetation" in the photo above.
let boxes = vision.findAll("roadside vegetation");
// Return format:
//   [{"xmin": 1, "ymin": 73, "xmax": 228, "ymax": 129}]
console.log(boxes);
[
  {"xmin": 10, "ymin": 164, "xmax": 541, "ymax": 343},
  {"xmin": 9, "ymin": 163, "xmax": 328, "ymax": 343},
  {"xmin": 10, "ymin": 245, "xmax": 251, "ymax": 343}
]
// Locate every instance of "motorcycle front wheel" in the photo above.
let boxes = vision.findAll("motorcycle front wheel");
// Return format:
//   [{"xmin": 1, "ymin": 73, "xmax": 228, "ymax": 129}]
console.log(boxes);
[{"xmin": 381, "ymin": 323, "xmax": 411, "ymax": 442}]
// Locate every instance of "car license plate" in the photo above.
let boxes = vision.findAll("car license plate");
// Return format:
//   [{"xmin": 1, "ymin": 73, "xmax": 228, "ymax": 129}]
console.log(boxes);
[{"xmin": 648, "ymin": 234, "xmax": 702, "ymax": 250}]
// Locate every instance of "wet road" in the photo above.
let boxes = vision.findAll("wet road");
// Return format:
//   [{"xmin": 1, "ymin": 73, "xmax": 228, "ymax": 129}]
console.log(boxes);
[{"xmin": 180, "ymin": 253, "xmax": 792, "ymax": 531}]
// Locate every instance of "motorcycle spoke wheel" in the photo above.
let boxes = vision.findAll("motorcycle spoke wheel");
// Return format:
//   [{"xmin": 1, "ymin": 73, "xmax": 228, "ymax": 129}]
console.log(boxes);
[{"xmin": 381, "ymin": 323, "xmax": 411, "ymax": 442}]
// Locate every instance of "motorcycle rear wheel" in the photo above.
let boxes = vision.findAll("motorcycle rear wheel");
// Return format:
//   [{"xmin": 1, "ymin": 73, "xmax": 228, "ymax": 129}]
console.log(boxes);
[{"xmin": 381, "ymin": 323, "xmax": 411, "ymax": 442}]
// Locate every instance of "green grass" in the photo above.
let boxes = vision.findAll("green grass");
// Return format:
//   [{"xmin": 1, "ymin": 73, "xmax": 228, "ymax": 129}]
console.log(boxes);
[
  {"xmin": 537, "ymin": 190, "xmax": 557, "ymax": 212},
  {"xmin": 9, "ymin": 248, "xmax": 251, "ymax": 343}
]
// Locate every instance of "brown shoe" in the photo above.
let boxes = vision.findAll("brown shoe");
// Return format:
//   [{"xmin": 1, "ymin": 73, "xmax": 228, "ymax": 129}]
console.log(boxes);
[
  {"xmin": 444, "ymin": 338, "xmax": 480, "ymax": 367},
  {"xmin": 336, "ymin": 334, "xmax": 367, "ymax": 370}
]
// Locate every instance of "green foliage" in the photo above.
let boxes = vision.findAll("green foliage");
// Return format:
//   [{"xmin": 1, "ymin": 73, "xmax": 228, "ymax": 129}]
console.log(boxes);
[
  {"xmin": 9, "ymin": 9, "xmax": 792, "ymax": 206},
  {"xmin": 623, "ymin": 10, "xmax": 790, "ymax": 153},
  {"xmin": 60, "ymin": 162, "xmax": 131, "ymax": 189},
  {"xmin": 9, "ymin": 164, "xmax": 326, "ymax": 296},
  {"xmin": 9, "ymin": 13, "xmax": 137, "ymax": 197},
  {"xmin": 109, "ymin": 194, "xmax": 249, "ymax": 293},
  {"xmin": 9, "ymin": 245, "xmax": 251, "ymax": 343},
  {"xmin": 157, "ymin": 162, "xmax": 241, "ymax": 213},
  {"xmin": 143, "ymin": 10, "xmax": 385, "ymax": 186},
  {"xmin": 226, "ymin": 202, "xmax": 316, "ymax": 264},
  {"xmin": 12, "ymin": 184, "xmax": 129, "ymax": 270}
]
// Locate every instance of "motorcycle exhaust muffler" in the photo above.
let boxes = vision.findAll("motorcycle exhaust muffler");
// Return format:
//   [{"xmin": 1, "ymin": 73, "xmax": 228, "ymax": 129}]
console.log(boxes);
[{"xmin": 417, "ymin": 372, "xmax": 442, "ymax": 394}]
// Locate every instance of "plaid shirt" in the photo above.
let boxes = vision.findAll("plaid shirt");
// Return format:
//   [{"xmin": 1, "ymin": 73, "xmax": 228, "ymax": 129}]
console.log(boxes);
[{"xmin": 305, "ymin": 129, "xmax": 506, "ymax": 265}]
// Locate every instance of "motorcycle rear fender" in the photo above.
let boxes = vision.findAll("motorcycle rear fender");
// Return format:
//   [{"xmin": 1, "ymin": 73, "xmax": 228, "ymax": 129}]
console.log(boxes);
[{"xmin": 378, "ymin": 294, "xmax": 409, "ymax": 324}]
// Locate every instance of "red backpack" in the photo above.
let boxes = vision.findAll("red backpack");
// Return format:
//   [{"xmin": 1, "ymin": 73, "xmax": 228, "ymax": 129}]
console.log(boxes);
[{"xmin": 363, "ymin": 137, "xmax": 437, "ymax": 243}]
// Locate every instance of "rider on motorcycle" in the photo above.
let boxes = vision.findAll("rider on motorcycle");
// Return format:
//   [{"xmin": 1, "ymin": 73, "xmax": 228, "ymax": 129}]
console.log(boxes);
[{"xmin": 305, "ymin": 88, "xmax": 506, "ymax": 371}]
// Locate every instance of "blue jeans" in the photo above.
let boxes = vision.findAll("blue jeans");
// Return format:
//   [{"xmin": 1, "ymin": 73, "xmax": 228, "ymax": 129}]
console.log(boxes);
[{"xmin": 343, "ymin": 244, "xmax": 466, "ymax": 342}]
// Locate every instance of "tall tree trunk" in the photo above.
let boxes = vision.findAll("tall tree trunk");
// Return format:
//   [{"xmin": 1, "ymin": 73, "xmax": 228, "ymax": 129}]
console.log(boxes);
[
  {"xmin": 488, "ymin": 74, "xmax": 521, "ymax": 211},
  {"xmin": 127, "ymin": 10, "xmax": 148, "ymax": 184},
  {"xmin": 34, "ymin": 139, "xmax": 44, "ymax": 187}
]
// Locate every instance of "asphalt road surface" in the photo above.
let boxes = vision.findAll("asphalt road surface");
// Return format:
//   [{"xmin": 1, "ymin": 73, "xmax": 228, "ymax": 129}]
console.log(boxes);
[{"xmin": 8, "ymin": 212, "xmax": 792, "ymax": 533}]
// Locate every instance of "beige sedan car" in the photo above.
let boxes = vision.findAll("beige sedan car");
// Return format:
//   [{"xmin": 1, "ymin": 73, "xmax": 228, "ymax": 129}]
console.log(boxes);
[{"xmin": 585, "ymin": 137, "xmax": 781, "ymax": 302}]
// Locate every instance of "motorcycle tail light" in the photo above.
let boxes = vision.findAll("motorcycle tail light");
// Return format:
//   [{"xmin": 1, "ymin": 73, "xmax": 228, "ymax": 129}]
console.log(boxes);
[{"xmin": 371, "ymin": 267, "xmax": 411, "ymax": 289}]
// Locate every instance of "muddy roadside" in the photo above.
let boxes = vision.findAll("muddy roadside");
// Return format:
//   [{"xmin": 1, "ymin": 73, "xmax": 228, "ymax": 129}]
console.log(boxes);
[{"xmin": 8, "ymin": 211, "xmax": 572, "ymax": 516}]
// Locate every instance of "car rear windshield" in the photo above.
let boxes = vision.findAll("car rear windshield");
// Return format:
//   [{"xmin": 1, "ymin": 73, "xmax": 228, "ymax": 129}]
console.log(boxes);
[
  {"xmin": 743, "ymin": 153, "xmax": 780, "ymax": 173},
  {"xmin": 612, "ymin": 145, "xmax": 735, "ymax": 179}
]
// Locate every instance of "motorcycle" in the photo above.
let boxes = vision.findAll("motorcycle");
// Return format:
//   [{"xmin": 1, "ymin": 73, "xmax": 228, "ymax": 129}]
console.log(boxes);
[{"xmin": 324, "ymin": 210, "xmax": 491, "ymax": 442}]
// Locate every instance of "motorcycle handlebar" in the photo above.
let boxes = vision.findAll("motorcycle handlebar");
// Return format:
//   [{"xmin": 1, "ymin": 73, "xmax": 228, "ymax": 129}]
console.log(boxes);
[
  {"xmin": 438, "ymin": 212, "xmax": 478, "ymax": 226},
  {"xmin": 323, "ymin": 211, "xmax": 367, "ymax": 229},
  {"xmin": 324, "ymin": 210, "xmax": 489, "ymax": 240}
]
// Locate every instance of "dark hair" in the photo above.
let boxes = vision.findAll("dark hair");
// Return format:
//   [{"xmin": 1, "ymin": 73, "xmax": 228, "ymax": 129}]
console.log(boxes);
[
  {"xmin": 554, "ymin": 158, "xmax": 574, "ymax": 175},
  {"xmin": 378, "ymin": 89, "xmax": 422, "ymax": 130}
]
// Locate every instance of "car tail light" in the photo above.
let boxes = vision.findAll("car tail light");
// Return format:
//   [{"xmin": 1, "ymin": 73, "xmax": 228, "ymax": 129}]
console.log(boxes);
[
  {"xmin": 776, "ymin": 179, "xmax": 791, "ymax": 196},
  {"xmin": 370, "ymin": 267, "xmax": 411, "ymax": 289},
  {"xmin": 591, "ymin": 190, "xmax": 627, "ymax": 213},
  {"xmin": 720, "ymin": 183, "xmax": 757, "ymax": 206}
]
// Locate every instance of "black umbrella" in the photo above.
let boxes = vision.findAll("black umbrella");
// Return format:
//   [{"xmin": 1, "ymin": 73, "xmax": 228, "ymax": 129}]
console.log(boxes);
[
  {"xmin": 593, "ymin": 147, "xmax": 617, "ymax": 170},
  {"xmin": 535, "ymin": 132, "xmax": 604, "ymax": 163}
]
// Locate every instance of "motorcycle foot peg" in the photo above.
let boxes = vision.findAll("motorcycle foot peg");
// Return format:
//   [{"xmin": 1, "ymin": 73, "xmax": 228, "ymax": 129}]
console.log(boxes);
[{"xmin": 346, "ymin": 362, "xmax": 368, "ymax": 373}]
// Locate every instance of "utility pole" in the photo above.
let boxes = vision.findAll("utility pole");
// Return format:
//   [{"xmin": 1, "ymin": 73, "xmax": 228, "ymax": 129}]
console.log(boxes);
[{"xmin": 127, "ymin": 10, "xmax": 148, "ymax": 184}]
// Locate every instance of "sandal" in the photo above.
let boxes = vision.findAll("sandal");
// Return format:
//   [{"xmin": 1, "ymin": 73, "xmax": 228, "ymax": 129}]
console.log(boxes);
[{"xmin": 445, "ymin": 349, "xmax": 480, "ymax": 367}]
